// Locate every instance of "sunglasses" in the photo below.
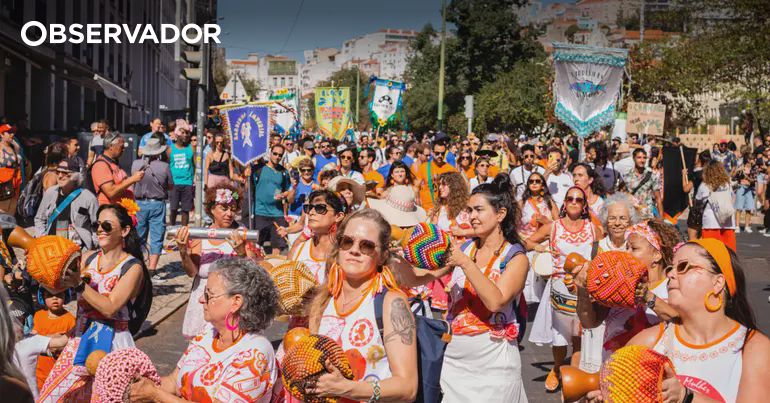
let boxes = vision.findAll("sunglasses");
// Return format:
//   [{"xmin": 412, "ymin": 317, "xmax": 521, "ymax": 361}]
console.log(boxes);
[
  {"xmin": 462, "ymin": 142, "xmax": 470, "ymax": 146},
  {"xmin": 91, "ymin": 221, "xmax": 115, "ymax": 233},
  {"xmin": 664, "ymin": 260, "xmax": 715, "ymax": 276},
  {"xmin": 459, "ymin": 156, "xmax": 471, "ymax": 160},
  {"xmin": 338, "ymin": 235, "xmax": 378, "ymax": 256},
  {"xmin": 528, "ymin": 179, "xmax": 543, "ymax": 184},
  {"xmin": 300, "ymin": 168, "xmax": 313, "ymax": 173},
  {"xmin": 523, "ymin": 154, "xmax": 535, "ymax": 159},
  {"xmin": 477, "ymin": 163, "xmax": 489, "ymax": 168},
  {"xmin": 303, "ymin": 203, "xmax": 329, "ymax": 215},
  {"xmin": 340, "ymin": 155, "xmax": 353, "ymax": 161},
  {"xmin": 203, "ymin": 289, "xmax": 227, "ymax": 304},
  {"xmin": 565, "ymin": 196, "xmax": 585, "ymax": 204}
]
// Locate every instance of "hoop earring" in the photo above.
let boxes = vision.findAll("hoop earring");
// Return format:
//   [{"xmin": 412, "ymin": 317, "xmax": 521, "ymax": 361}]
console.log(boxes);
[
  {"xmin": 329, "ymin": 222, "xmax": 338, "ymax": 235},
  {"xmin": 704, "ymin": 291, "xmax": 723, "ymax": 312},
  {"xmin": 225, "ymin": 312, "xmax": 239, "ymax": 331},
  {"xmin": 328, "ymin": 263, "xmax": 345, "ymax": 299}
]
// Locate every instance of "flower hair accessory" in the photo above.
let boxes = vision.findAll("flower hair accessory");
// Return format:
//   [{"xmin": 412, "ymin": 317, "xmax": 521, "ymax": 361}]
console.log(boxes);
[
  {"xmin": 118, "ymin": 198, "xmax": 140, "ymax": 226},
  {"xmin": 215, "ymin": 188, "xmax": 239, "ymax": 205}
]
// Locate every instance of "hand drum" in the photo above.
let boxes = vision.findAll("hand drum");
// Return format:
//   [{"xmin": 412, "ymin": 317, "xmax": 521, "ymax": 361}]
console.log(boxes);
[{"xmin": 402, "ymin": 222, "xmax": 451, "ymax": 270}]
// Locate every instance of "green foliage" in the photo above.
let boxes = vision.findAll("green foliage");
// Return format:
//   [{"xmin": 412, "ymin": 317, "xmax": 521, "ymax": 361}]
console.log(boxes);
[
  {"xmin": 564, "ymin": 25, "xmax": 579, "ymax": 42},
  {"xmin": 241, "ymin": 77, "xmax": 260, "ymax": 100}
]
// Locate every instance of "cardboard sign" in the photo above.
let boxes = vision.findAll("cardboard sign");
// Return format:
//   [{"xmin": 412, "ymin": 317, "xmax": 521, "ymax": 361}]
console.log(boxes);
[{"xmin": 627, "ymin": 102, "xmax": 666, "ymax": 135}]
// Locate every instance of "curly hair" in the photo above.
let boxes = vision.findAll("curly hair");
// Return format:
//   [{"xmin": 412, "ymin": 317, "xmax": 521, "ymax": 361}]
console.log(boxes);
[
  {"xmin": 209, "ymin": 257, "xmax": 279, "ymax": 333},
  {"xmin": 598, "ymin": 193, "xmax": 639, "ymax": 228},
  {"xmin": 296, "ymin": 157, "xmax": 315, "ymax": 171},
  {"xmin": 702, "ymin": 160, "xmax": 730, "ymax": 191},
  {"xmin": 646, "ymin": 218, "xmax": 681, "ymax": 267},
  {"xmin": 204, "ymin": 183, "xmax": 242, "ymax": 216},
  {"xmin": 431, "ymin": 171, "xmax": 469, "ymax": 219}
]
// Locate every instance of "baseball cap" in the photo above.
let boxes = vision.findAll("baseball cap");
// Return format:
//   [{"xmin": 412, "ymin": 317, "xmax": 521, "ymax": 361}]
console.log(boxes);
[
  {"xmin": 719, "ymin": 139, "xmax": 728, "ymax": 144},
  {"xmin": 57, "ymin": 157, "xmax": 82, "ymax": 173}
]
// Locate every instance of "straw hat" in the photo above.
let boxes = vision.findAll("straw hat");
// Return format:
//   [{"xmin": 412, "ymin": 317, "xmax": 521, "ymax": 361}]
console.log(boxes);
[
  {"xmin": 139, "ymin": 137, "xmax": 167, "ymax": 156},
  {"xmin": 327, "ymin": 176, "xmax": 366, "ymax": 206},
  {"xmin": 368, "ymin": 185, "xmax": 427, "ymax": 227}
]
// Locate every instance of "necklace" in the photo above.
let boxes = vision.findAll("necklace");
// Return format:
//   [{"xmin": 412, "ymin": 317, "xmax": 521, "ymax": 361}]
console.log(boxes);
[{"xmin": 335, "ymin": 280, "xmax": 374, "ymax": 317}]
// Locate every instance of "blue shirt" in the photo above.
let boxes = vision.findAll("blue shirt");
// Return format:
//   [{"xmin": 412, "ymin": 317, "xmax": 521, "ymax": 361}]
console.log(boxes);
[
  {"xmin": 169, "ymin": 144, "xmax": 194, "ymax": 185},
  {"xmin": 313, "ymin": 154, "xmax": 338, "ymax": 180},
  {"xmin": 446, "ymin": 151, "xmax": 457, "ymax": 168},
  {"xmin": 289, "ymin": 180, "xmax": 314, "ymax": 216},
  {"xmin": 253, "ymin": 165, "xmax": 290, "ymax": 217},
  {"xmin": 377, "ymin": 163, "xmax": 392, "ymax": 179},
  {"xmin": 402, "ymin": 155, "xmax": 414, "ymax": 168}
]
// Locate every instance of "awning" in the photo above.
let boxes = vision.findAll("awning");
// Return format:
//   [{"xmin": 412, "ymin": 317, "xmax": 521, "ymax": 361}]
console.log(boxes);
[{"xmin": 94, "ymin": 74, "xmax": 131, "ymax": 106}]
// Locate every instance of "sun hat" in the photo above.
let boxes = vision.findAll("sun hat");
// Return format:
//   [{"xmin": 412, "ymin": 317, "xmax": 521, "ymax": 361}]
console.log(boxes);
[
  {"xmin": 327, "ymin": 176, "xmax": 366, "ymax": 206},
  {"xmin": 368, "ymin": 185, "xmax": 427, "ymax": 227},
  {"xmin": 139, "ymin": 137, "xmax": 167, "ymax": 156}
]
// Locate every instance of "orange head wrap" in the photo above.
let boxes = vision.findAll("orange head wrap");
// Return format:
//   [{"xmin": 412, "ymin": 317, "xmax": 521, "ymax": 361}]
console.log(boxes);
[{"xmin": 689, "ymin": 238, "xmax": 736, "ymax": 297}]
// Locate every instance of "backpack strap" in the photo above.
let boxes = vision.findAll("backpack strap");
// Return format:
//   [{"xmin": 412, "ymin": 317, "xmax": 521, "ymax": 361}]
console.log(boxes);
[
  {"xmin": 118, "ymin": 257, "xmax": 141, "ymax": 278},
  {"xmin": 373, "ymin": 289, "xmax": 388, "ymax": 337},
  {"xmin": 498, "ymin": 242, "xmax": 525, "ymax": 273},
  {"xmin": 84, "ymin": 251, "xmax": 99, "ymax": 268}
]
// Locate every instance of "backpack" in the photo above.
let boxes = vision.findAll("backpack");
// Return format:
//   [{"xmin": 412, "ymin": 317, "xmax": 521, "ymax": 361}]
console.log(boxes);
[
  {"xmin": 83, "ymin": 156, "xmax": 116, "ymax": 196},
  {"xmin": 16, "ymin": 168, "xmax": 46, "ymax": 219},
  {"xmin": 708, "ymin": 185, "xmax": 735, "ymax": 225},
  {"xmin": 84, "ymin": 252, "xmax": 153, "ymax": 335}
]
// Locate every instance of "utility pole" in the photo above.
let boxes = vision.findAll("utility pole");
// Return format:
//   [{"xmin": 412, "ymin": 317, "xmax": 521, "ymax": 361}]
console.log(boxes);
[
  {"xmin": 639, "ymin": 0, "xmax": 645, "ymax": 43},
  {"xmin": 437, "ymin": 0, "xmax": 447, "ymax": 131},
  {"xmin": 194, "ymin": 38, "xmax": 209, "ymax": 225},
  {"xmin": 355, "ymin": 67, "xmax": 360, "ymax": 125}
]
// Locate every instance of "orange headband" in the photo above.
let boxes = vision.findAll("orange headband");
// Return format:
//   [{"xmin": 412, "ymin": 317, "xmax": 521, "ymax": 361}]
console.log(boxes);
[{"xmin": 689, "ymin": 238, "xmax": 736, "ymax": 297}]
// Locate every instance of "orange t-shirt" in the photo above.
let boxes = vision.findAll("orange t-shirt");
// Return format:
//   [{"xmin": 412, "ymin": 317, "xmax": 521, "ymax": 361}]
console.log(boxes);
[
  {"xmin": 33, "ymin": 309, "xmax": 75, "ymax": 390},
  {"xmin": 363, "ymin": 170, "xmax": 385, "ymax": 189},
  {"xmin": 91, "ymin": 155, "xmax": 134, "ymax": 205},
  {"xmin": 416, "ymin": 161, "xmax": 457, "ymax": 211}
]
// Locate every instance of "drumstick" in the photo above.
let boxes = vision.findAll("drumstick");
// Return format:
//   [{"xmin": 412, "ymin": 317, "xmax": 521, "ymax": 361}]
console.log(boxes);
[{"xmin": 273, "ymin": 222, "xmax": 289, "ymax": 240}]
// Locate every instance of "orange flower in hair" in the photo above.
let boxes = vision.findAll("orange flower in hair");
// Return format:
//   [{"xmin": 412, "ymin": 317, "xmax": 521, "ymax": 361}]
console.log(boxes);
[{"xmin": 118, "ymin": 198, "xmax": 140, "ymax": 226}]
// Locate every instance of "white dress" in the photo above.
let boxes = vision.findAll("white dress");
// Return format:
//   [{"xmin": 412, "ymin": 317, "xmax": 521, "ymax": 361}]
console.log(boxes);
[
  {"xmin": 519, "ymin": 198, "xmax": 551, "ymax": 303},
  {"xmin": 183, "ymin": 238, "xmax": 237, "ymax": 339},
  {"xmin": 441, "ymin": 241, "xmax": 528, "ymax": 402}
]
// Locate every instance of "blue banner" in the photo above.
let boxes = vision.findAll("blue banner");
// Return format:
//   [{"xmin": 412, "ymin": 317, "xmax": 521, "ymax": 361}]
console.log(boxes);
[{"xmin": 223, "ymin": 105, "xmax": 270, "ymax": 165}]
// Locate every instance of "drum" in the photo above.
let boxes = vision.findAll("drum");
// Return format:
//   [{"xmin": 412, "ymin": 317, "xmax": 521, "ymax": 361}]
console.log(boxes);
[
  {"xmin": 531, "ymin": 245, "xmax": 554, "ymax": 277},
  {"xmin": 10, "ymin": 228, "xmax": 81, "ymax": 293}
]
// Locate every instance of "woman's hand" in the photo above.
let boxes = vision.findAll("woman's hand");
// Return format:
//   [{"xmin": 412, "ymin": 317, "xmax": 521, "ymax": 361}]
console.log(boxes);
[
  {"xmin": 534, "ymin": 213, "xmax": 552, "ymax": 225},
  {"xmin": 635, "ymin": 281, "xmax": 651, "ymax": 306},
  {"xmin": 445, "ymin": 242, "xmax": 471, "ymax": 269},
  {"xmin": 311, "ymin": 359, "xmax": 354, "ymax": 398},
  {"xmin": 572, "ymin": 262, "xmax": 590, "ymax": 289},
  {"xmin": 175, "ymin": 226, "xmax": 190, "ymax": 253},
  {"xmin": 585, "ymin": 390, "xmax": 604, "ymax": 403},
  {"xmin": 661, "ymin": 365, "xmax": 686, "ymax": 403},
  {"xmin": 47, "ymin": 333, "xmax": 69, "ymax": 353},
  {"xmin": 128, "ymin": 377, "xmax": 159, "ymax": 403},
  {"xmin": 276, "ymin": 226, "xmax": 289, "ymax": 238},
  {"xmin": 227, "ymin": 229, "xmax": 247, "ymax": 256}
]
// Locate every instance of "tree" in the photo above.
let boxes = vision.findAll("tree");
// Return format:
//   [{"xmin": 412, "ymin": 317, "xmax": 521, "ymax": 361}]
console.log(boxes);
[
  {"xmin": 564, "ymin": 24, "xmax": 579, "ymax": 42},
  {"xmin": 241, "ymin": 77, "xmax": 260, "ymax": 100}
]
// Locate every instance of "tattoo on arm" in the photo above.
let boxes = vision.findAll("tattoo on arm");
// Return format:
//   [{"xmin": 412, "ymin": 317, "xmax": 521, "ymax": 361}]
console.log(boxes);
[{"xmin": 383, "ymin": 298, "xmax": 416, "ymax": 345}]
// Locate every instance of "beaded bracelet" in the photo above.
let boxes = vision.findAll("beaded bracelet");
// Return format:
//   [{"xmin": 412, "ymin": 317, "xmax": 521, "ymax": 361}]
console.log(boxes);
[{"xmin": 368, "ymin": 379, "xmax": 382, "ymax": 402}]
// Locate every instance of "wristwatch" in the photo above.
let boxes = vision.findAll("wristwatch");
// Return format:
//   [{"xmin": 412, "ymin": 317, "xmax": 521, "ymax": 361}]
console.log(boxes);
[
  {"xmin": 646, "ymin": 293, "xmax": 657, "ymax": 310},
  {"xmin": 682, "ymin": 387, "xmax": 694, "ymax": 403}
]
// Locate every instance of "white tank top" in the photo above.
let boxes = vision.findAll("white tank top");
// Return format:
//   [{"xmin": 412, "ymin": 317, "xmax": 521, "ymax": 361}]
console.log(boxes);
[
  {"xmin": 76, "ymin": 253, "xmax": 135, "ymax": 334},
  {"xmin": 199, "ymin": 238, "xmax": 237, "ymax": 279},
  {"xmin": 317, "ymin": 292, "xmax": 392, "ymax": 383},
  {"xmin": 550, "ymin": 218, "xmax": 595, "ymax": 274},
  {"xmin": 602, "ymin": 279, "xmax": 669, "ymax": 359},
  {"xmin": 290, "ymin": 238, "xmax": 327, "ymax": 284},
  {"xmin": 653, "ymin": 322, "xmax": 746, "ymax": 402},
  {"xmin": 519, "ymin": 198, "xmax": 551, "ymax": 239}
]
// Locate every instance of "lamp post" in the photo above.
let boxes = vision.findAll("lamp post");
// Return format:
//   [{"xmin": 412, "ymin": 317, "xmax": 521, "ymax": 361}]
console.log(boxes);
[{"xmin": 437, "ymin": 0, "xmax": 447, "ymax": 131}]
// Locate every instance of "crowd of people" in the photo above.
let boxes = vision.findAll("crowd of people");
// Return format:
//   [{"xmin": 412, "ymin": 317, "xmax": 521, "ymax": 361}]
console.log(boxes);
[{"xmin": 0, "ymin": 117, "xmax": 769, "ymax": 402}]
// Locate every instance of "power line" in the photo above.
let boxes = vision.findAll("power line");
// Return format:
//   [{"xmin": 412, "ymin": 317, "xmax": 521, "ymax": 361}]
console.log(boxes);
[{"xmin": 278, "ymin": 0, "xmax": 306, "ymax": 53}]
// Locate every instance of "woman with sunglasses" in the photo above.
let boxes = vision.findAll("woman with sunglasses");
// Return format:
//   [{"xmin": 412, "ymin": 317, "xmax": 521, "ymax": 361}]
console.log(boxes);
[
  {"xmin": 203, "ymin": 132, "xmax": 233, "ymax": 189},
  {"xmin": 129, "ymin": 257, "xmax": 282, "ymax": 403},
  {"xmin": 518, "ymin": 171, "xmax": 559, "ymax": 303},
  {"xmin": 38, "ymin": 203, "xmax": 148, "ymax": 401},
  {"xmin": 585, "ymin": 239, "xmax": 770, "ymax": 403},
  {"xmin": 525, "ymin": 186, "xmax": 602, "ymax": 393},
  {"xmin": 458, "ymin": 151, "xmax": 475, "ymax": 182},
  {"xmin": 175, "ymin": 184, "xmax": 262, "ymax": 340},
  {"xmin": 469, "ymin": 156, "xmax": 495, "ymax": 191},
  {"xmin": 305, "ymin": 209, "xmax": 418, "ymax": 402},
  {"xmin": 435, "ymin": 174, "xmax": 529, "ymax": 401}
]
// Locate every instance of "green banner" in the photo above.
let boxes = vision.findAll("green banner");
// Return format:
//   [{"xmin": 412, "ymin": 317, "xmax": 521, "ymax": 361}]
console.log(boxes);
[{"xmin": 315, "ymin": 87, "xmax": 351, "ymax": 140}]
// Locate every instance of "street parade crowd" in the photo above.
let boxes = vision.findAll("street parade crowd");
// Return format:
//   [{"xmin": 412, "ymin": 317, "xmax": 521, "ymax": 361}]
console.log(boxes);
[{"xmin": 0, "ymin": 118, "xmax": 770, "ymax": 403}]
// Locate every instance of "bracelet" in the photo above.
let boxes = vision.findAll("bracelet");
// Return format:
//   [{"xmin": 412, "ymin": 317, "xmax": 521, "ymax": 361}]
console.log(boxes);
[
  {"xmin": 682, "ymin": 387, "xmax": 694, "ymax": 403},
  {"xmin": 368, "ymin": 379, "xmax": 381, "ymax": 403}
]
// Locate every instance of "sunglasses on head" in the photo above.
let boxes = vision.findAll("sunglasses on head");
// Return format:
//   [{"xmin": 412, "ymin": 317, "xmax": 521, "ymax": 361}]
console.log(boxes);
[
  {"xmin": 664, "ymin": 260, "xmax": 715, "ymax": 276},
  {"xmin": 91, "ymin": 221, "xmax": 115, "ymax": 233},
  {"xmin": 528, "ymin": 178, "xmax": 543, "ymax": 184},
  {"xmin": 338, "ymin": 235, "xmax": 378, "ymax": 256},
  {"xmin": 303, "ymin": 203, "xmax": 329, "ymax": 215},
  {"xmin": 565, "ymin": 195, "xmax": 585, "ymax": 204}
]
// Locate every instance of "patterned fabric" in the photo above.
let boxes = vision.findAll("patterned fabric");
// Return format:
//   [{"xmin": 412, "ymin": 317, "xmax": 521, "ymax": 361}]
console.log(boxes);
[
  {"xmin": 281, "ymin": 334, "xmax": 354, "ymax": 403},
  {"xmin": 38, "ymin": 338, "xmax": 93, "ymax": 403},
  {"xmin": 623, "ymin": 168, "xmax": 661, "ymax": 219},
  {"xmin": 446, "ymin": 242, "xmax": 524, "ymax": 340},
  {"xmin": 76, "ymin": 253, "xmax": 134, "ymax": 335},
  {"xmin": 176, "ymin": 328, "xmax": 277, "ymax": 403},
  {"xmin": 266, "ymin": 260, "xmax": 317, "ymax": 316},
  {"xmin": 519, "ymin": 198, "xmax": 551, "ymax": 239},
  {"xmin": 92, "ymin": 348, "xmax": 160, "ymax": 402},
  {"xmin": 586, "ymin": 251, "xmax": 648, "ymax": 308},
  {"xmin": 599, "ymin": 345, "xmax": 673, "ymax": 403},
  {"xmin": 26, "ymin": 235, "xmax": 81, "ymax": 292},
  {"xmin": 624, "ymin": 221, "xmax": 662, "ymax": 252}
]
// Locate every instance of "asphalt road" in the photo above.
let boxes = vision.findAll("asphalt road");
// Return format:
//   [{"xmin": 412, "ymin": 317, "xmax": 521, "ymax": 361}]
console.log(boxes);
[{"xmin": 137, "ymin": 231, "xmax": 770, "ymax": 402}]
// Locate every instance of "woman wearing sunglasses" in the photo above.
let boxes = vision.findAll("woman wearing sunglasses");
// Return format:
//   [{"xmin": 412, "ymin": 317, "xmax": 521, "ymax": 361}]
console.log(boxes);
[
  {"xmin": 457, "ymin": 151, "xmax": 475, "ymax": 182},
  {"xmin": 469, "ymin": 156, "xmax": 494, "ymax": 191},
  {"xmin": 525, "ymin": 186, "xmax": 602, "ymax": 392},
  {"xmin": 436, "ymin": 174, "xmax": 529, "ymax": 401},
  {"xmin": 427, "ymin": 171, "xmax": 472, "ymax": 312},
  {"xmin": 585, "ymin": 239, "xmax": 770, "ymax": 403},
  {"xmin": 175, "ymin": 184, "xmax": 262, "ymax": 340},
  {"xmin": 518, "ymin": 171, "xmax": 559, "ymax": 304},
  {"xmin": 203, "ymin": 132, "xmax": 233, "ymax": 189},
  {"xmin": 305, "ymin": 209, "xmax": 418, "ymax": 402},
  {"xmin": 129, "ymin": 257, "xmax": 282, "ymax": 403},
  {"xmin": 38, "ymin": 203, "xmax": 148, "ymax": 401}
]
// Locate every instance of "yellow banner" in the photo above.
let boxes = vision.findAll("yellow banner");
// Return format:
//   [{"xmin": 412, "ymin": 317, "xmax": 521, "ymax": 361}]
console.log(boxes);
[{"xmin": 315, "ymin": 87, "xmax": 351, "ymax": 140}]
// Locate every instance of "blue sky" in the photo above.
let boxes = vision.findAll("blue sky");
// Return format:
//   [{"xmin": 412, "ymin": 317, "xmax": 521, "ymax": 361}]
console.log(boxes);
[{"xmin": 218, "ymin": 0, "xmax": 572, "ymax": 62}]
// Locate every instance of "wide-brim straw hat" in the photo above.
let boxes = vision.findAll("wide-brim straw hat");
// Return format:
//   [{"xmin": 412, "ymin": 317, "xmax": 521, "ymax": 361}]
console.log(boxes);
[
  {"xmin": 368, "ymin": 185, "xmax": 427, "ymax": 227},
  {"xmin": 327, "ymin": 176, "xmax": 366, "ymax": 206}
]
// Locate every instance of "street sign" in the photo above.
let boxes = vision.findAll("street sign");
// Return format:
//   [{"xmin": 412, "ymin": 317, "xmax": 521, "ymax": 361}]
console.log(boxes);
[{"xmin": 464, "ymin": 95, "xmax": 474, "ymax": 118}]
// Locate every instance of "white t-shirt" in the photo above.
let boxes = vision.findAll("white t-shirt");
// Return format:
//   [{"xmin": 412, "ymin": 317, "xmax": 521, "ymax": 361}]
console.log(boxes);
[
  {"xmin": 469, "ymin": 176, "xmax": 493, "ymax": 192},
  {"xmin": 546, "ymin": 171, "xmax": 574, "ymax": 208},
  {"xmin": 510, "ymin": 165, "xmax": 545, "ymax": 201},
  {"xmin": 696, "ymin": 183, "xmax": 736, "ymax": 229},
  {"xmin": 614, "ymin": 156, "xmax": 634, "ymax": 177}
]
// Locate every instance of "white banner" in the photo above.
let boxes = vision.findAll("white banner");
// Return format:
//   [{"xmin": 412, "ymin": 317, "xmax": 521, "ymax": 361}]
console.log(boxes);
[{"xmin": 370, "ymin": 79, "xmax": 405, "ymax": 128}]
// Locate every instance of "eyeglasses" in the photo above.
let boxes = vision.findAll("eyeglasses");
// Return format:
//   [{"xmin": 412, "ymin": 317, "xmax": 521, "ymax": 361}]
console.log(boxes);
[
  {"xmin": 215, "ymin": 204, "xmax": 236, "ymax": 212},
  {"xmin": 528, "ymin": 179, "xmax": 543, "ymax": 184},
  {"xmin": 340, "ymin": 155, "xmax": 353, "ymax": 161},
  {"xmin": 203, "ymin": 289, "xmax": 227, "ymax": 304},
  {"xmin": 272, "ymin": 152, "xmax": 284, "ymax": 158},
  {"xmin": 338, "ymin": 235, "xmax": 378, "ymax": 256},
  {"xmin": 303, "ymin": 203, "xmax": 329, "ymax": 215},
  {"xmin": 300, "ymin": 168, "xmax": 313, "ymax": 173},
  {"xmin": 322, "ymin": 144, "xmax": 331, "ymax": 148},
  {"xmin": 664, "ymin": 260, "xmax": 715, "ymax": 276},
  {"xmin": 523, "ymin": 154, "xmax": 535, "ymax": 159},
  {"xmin": 91, "ymin": 221, "xmax": 115, "ymax": 233},
  {"xmin": 565, "ymin": 196, "xmax": 585, "ymax": 204},
  {"xmin": 459, "ymin": 156, "xmax": 471, "ymax": 161}
]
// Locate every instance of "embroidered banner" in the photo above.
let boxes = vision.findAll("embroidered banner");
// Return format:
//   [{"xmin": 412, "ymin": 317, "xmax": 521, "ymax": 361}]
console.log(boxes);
[
  {"xmin": 269, "ymin": 88, "xmax": 301, "ymax": 138},
  {"xmin": 315, "ymin": 87, "xmax": 351, "ymax": 140},
  {"xmin": 221, "ymin": 105, "xmax": 270, "ymax": 165},
  {"xmin": 552, "ymin": 43, "xmax": 628, "ymax": 138},
  {"xmin": 369, "ymin": 78, "xmax": 406, "ymax": 129}
]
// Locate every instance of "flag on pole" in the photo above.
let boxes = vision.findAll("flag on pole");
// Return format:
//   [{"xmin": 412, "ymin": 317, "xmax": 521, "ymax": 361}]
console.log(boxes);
[
  {"xmin": 315, "ymin": 87, "xmax": 351, "ymax": 140},
  {"xmin": 552, "ymin": 43, "xmax": 628, "ymax": 138},
  {"xmin": 269, "ymin": 88, "xmax": 301, "ymax": 138},
  {"xmin": 369, "ymin": 78, "xmax": 406, "ymax": 129},
  {"xmin": 221, "ymin": 105, "xmax": 271, "ymax": 165}
]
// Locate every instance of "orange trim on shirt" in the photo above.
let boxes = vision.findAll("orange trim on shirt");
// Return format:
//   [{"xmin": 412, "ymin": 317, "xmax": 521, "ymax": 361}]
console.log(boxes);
[
  {"xmin": 674, "ymin": 322, "xmax": 741, "ymax": 349},
  {"xmin": 211, "ymin": 332, "xmax": 244, "ymax": 353}
]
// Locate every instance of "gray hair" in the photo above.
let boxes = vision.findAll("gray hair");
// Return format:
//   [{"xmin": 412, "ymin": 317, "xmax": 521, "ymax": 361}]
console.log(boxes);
[
  {"xmin": 103, "ymin": 131, "xmax": 122, "ymax": 148},
  {"xmin": 598, "ymin": 192, "xmax": 639, "ymax": 228},
  {"xmin": 209, "ymin": 257, "xmax": 279, "ymax": 333},
  {"xmin": 0, "ymin": 287, "xmax": 24, "ymax": 381}
]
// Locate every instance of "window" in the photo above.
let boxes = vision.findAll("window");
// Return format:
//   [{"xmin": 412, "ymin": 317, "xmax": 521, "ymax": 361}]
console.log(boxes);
[
  {"xmin": 273, "ymin": 77, "xmax": 278, "ymax": 87},
  {"xmin": 289, "ymin": 77, "xmax": 294, "ymax": 87},
  {"xmin": 280, "ymin": 77, "xmax": 285, "ymax": 87}
]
